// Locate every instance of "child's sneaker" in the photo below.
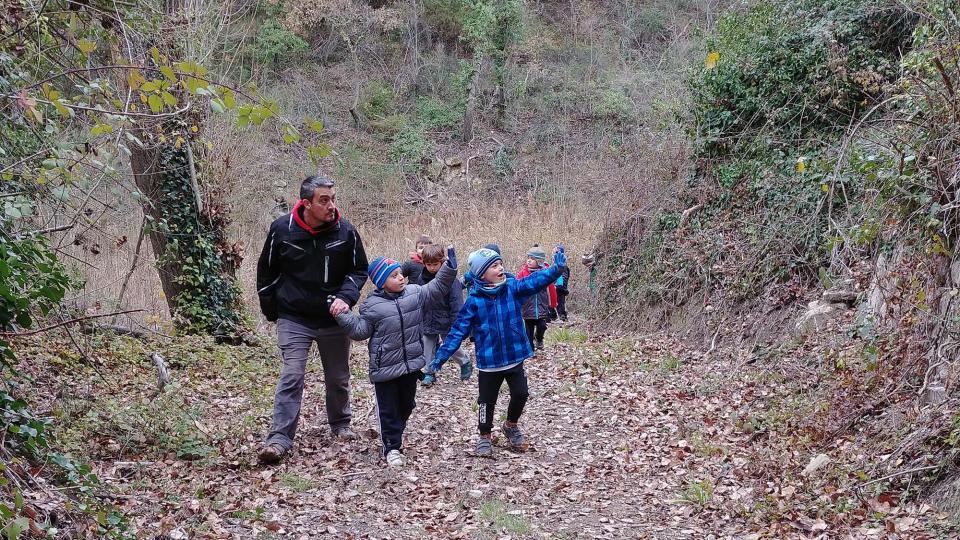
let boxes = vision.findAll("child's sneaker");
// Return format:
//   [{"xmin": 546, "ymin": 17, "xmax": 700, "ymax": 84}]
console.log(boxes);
[
  {"xmin": 502, "ymin": 423, "xmax": 529, "ymax": 452},
  {"xmin": 386, "ymin": 449, "xmax": 405, "ymax": 467},
  {"xmin": 421, "ymin": 373, "xmax": 436, "ymax": 386},
  {"xmin": 459, "ymin": 362, "xmax": 473, "ymax": 381},
  {"xmin": 476, "ymin": 435, "xmax": 493, "ymax": 457}
]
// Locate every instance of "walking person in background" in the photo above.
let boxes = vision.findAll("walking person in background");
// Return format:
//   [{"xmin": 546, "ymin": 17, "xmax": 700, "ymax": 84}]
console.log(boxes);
[
  {"xmin": 255, "ymin": 175, "xmax": 369, "ymax": 465},
  {"xmin": 418, "ymin": 244, "xmax": 472, "ymax": 386},
  {"xmin": 401, "ymin": 234, "xmax": 432, "ymax": 285},
  {"xmin": 555, "ymin": 260, "xmax": 571, "ymax": 321},
  {"xmin": 516, "ymin": 245, "xmax": 557, "ymax": 351}
]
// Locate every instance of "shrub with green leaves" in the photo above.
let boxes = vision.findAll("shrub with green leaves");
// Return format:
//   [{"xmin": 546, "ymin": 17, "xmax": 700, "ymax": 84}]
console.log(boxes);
[
  {"xmin": 250, "ymin": 18, "xmax": 308, "ymax": 66},
  {"xmin": 416, "ymin": 96, "xmax": 460, "ymax": 129},
  {"xmin": 692, "ymin": 0, "xmax": 914, "ymax": 158},
  {"xmin": 594, "ymin": 0, "xmax": 920, "ymax": 318},
  {"xmin": 360, "ymin": 80, "xmax": 398, "ymax": 121}
]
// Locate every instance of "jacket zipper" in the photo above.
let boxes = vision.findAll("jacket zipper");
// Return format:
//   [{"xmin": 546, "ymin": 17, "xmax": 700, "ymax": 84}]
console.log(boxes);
[
  {"xmin": 324, "ymin": 255, "xmax": 329, "ymax": 284},
  {"xmin": 395, "ymin": 300, "xmax": 411, "ymax": 373}
]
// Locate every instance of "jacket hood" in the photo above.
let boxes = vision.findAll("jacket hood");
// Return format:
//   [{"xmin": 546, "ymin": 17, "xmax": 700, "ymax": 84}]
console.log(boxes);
[{"xmin": 292, "ymin": 200, "xmax": 341, "ymax": 235}]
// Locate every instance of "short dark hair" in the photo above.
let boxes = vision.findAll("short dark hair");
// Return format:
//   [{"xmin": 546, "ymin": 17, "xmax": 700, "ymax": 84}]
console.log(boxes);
[
  {"xmin": 421, "ymin": 244, "xmax": 445, "ymax": 264},
  {"xmin": 300, "ymin": 175, "xmax": 335, "ymax": 201},
  {"xmin": 415, "ymin": 234, "xmax": 433, "ymax": 247}
]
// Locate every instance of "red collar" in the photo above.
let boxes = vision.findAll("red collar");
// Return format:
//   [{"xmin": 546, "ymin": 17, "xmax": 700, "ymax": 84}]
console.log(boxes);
[{"xmin": 292, "ymin": 200, "xmax": 340, "ymax": 235}]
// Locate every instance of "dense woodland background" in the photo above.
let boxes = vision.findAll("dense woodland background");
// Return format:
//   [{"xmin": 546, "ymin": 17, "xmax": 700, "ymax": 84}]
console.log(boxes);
[{"xmin": 2, "ymin": 0, "xmax": 960, "ymax": 538}]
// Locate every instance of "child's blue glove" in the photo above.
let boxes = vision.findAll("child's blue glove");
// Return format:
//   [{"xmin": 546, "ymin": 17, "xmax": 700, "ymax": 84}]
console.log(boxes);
[
  {"xmin": 446, "ymin": 245, "xmax": 458, "ymax": 269},
  {"xmin": 553, "ymin": 245, "xmax": 567, "ymax": 267},
  {"xmin": 425, "ymin": 358, "xmax": 443, "ymax": 374}
]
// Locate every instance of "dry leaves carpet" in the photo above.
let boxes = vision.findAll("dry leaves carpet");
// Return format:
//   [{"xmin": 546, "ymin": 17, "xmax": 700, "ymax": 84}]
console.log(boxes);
[{"xmin": 12, "ymin": 323, "xmax": 956, "ymax": 539}]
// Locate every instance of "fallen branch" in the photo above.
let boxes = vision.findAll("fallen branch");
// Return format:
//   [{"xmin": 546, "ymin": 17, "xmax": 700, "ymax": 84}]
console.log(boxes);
[
  {"xmin": 0, "ymin": 309, "xmax": 145, "ymax": 337},
  {"xmin": 149, "ymin": 352, "xmax": 171, "ymax": 395},
  {"xmin": 855, "ymin": 464, "xmax": 940, "ymax": 490}
]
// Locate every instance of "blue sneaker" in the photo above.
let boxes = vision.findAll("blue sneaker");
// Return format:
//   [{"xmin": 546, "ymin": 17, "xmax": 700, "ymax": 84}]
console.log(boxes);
[
  {"xmin": 459, "ymin": 362, "xmax": 473, "ymax": 381},
  {"xmin": 421, "ymin": 373, "xmax": 436, "ymax": 387}
]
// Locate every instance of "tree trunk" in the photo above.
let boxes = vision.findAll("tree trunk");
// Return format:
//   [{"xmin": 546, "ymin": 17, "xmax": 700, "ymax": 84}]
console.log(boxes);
[
  {"xmin": 128, "ymin": 142, "xmax": 185, "ymax": 311},
  {"xmin": 462, "ymin": 55, "xmax": 485, "ymax": 143}
]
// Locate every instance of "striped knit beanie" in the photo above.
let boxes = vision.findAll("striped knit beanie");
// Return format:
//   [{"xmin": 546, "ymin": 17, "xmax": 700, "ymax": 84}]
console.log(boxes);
[{"xmin": 368, "ymin": 256, "xmax": 401, "ymax": 290}]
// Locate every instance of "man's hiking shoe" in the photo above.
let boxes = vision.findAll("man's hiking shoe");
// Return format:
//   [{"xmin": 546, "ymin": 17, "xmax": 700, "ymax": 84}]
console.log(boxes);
[
  {"xmin": 535, "ymin": 341, "xmax": 544, "ymax": 351},
  {"xmin": 386, "ymin": 449, "xmax": 406, "ymax": 467},
  {"xmin": 502, "ymin": 423, "xmax": 529, "ymax": 452},
  {"xmin": 459, "ymin": 362, "xmax": 473, "ymax": 381},
  {"xmin": 333, "ymin": 427, "xmax": 356, "ymax": 441},
  {"xmin": 257, "ymin": 443, "xmax": 287, "ymax": 465},
  {"xmin": 421, "ymin": 373, "xmax": 436, "ymax": 386},
  {"xmin": 476, "ymin": 435, "xmax": 493, "ymax": 457}
]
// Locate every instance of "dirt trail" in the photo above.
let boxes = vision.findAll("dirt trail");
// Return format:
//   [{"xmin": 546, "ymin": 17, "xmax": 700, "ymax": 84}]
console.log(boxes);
[
  {"xmin": 42, "ymin": 325, "xmax": 945, "ymax": 539},
  {"xmin": 209, "ymin": 330, "xmax": 752, "ymax": 539}
]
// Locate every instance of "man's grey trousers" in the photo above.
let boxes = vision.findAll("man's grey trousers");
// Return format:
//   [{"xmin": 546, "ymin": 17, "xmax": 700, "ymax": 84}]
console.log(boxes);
[{"xmin": 266, "ymin": 318, "xmax": 352, "ymax": 451}]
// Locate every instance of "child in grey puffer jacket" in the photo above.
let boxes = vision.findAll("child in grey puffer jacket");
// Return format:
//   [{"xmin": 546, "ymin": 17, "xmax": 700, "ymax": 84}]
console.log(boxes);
[{"xmin": 335, "ymin": 246, "xmax": 458, "ymax": 467}]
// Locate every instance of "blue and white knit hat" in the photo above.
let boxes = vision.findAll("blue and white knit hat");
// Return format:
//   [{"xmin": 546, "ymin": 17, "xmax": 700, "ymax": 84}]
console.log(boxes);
[
  {"xmin": 467, "ymin": 248, "xmax": 502, "ymax": 280},
  {"xmin": 368, "ymin": 256, "xmax": 401, "ymax": 289}
]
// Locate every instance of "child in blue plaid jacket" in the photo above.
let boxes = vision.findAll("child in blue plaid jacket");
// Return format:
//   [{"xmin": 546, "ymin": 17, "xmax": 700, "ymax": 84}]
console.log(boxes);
[{"xmin": 425, "ymin": 245, "xmax": 566, "ymax": 456}]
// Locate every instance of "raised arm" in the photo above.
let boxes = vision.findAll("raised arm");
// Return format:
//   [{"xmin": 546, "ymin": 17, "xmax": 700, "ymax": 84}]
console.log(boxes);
[
  {"xmin": 512, "ymin": 264, "xmax": 561, "ymax": 300},
  {"xmin": 513, "ymin": 247, "xmax": 566, "ymax": 300}
]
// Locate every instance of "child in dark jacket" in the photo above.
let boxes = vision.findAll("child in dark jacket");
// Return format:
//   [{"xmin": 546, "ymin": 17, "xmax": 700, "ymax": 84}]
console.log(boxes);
[
  {"xmin": 400, "ymin": 234, "xmax": 432, "ymax": 285},
  {"xmin": 425, "ymin": 246, "xmax": 566, "ymax": 457},
  {"xmin": 516, "ymin": 245, "xmax": 558, "ymax": 350},
  {"xmin": 335, "ymin": 247, "xmax": 458, "ymax": 467},
  {"xmin": 417, "ymin": 244, "xmax": 472, "ymax": 385}
]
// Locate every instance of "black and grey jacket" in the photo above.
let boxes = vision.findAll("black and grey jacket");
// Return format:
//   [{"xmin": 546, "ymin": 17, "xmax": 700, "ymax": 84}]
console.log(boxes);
[
  {"xmin": 419, "ymin": 267, "xmax": 465, "ymax": 336},
  {"xmin": 256, "ymin": 207, "xmax": 369, "ymax": 328},
  {"xmin": 335, "ymin": 262, "xmax": 456, "ymax": 383}
]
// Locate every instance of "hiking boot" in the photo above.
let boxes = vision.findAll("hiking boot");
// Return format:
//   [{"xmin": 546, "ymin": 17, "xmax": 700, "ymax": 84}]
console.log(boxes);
[
  {"xmin": 257, "ymin": 443, "xmax": 287, "ymax": 465},
  {"xmin": 476, "ymin": 435, "xmax": 493, "ymax": 457},
  {"xmin": 560, "ymin": 314, "xmax": 567, "ymax": 322},
  {"xmin": 386, "ymin": 449, "xmax": 405, "ymax": 467},
  {"xmin": 502, "ymin": 423, "xmax": 529, "ymax": 452},
  {"xmin": 421, "ymin": 373, "xmax": 436, "ymax": 386},
  {"xmin": 333, "ymin": 426, "xmax": 356, "ymax": 441},
  {"xmin": 459, "ymin": 362, "xmax": 473, "ymax": 381},
  {"xmin": 536, "ymin": 341, "xmax": 544, "ymax": 351}
]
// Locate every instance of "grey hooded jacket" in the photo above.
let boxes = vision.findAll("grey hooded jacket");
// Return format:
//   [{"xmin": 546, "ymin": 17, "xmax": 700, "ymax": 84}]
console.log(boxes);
[{"xmin": 335, "ymin": 262, "xmax": 457, "ymax": 383}]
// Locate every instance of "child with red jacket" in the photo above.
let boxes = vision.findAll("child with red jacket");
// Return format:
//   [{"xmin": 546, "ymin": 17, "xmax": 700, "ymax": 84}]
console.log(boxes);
[{"xmin": 516, "ymin": 245, "xmax": 557, "ymax": 350}]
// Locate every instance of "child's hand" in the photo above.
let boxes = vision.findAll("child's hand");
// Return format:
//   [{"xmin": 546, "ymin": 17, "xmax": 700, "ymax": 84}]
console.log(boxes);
[
  {"xmin": 446, "ymin": 245, "xmax": 458, "ymax": 269},
  {"xmin": 553, "ymin": 247, "xmax": 567, "ymax": 267}
]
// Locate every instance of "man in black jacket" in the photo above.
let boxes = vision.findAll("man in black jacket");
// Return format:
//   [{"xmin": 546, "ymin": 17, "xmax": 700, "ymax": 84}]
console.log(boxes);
[{"xmin": 256, "ymin": 175, "xmax": 369, "ymax": 464}]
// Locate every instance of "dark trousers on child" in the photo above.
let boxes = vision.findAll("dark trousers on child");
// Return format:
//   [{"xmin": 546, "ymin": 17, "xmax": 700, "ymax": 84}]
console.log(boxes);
[
  {"xmin": 373, "ymin": 371, "xmax": 420, "ymax": 455},
  {"xmin": 524, "ymin": 318, "xmax": 547, "ymax": 348},
  {"xmin": 557, "ymin": 289, "xmax": 568, "ymax": 319},
  {"xmin": 477, "ymin": 363, "xmax": 529, "ymax": 435}
]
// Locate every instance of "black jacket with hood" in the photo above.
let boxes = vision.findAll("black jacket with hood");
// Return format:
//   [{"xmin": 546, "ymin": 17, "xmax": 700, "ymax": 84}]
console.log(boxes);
[{"xmin": 256, "ymin": 202, "xmax": 369, "ymax": 328}]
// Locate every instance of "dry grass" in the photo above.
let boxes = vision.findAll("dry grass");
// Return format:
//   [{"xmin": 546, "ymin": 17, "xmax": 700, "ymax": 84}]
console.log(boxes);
[{"xmin": 235, "ymin": 200, "xmax": 600, "ymax": 333}]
